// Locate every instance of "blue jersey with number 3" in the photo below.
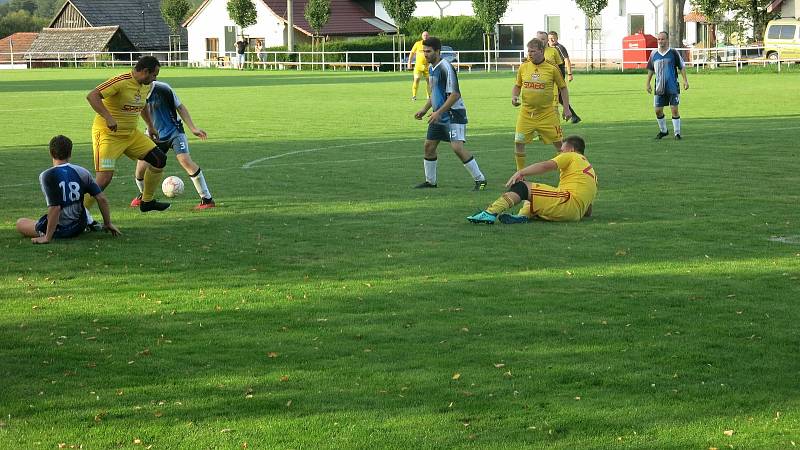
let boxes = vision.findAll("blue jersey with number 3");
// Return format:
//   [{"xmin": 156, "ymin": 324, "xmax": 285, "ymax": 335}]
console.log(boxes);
[{"xmin": 39, "ymin": 163, "xmax": 101, "ymax": 227}]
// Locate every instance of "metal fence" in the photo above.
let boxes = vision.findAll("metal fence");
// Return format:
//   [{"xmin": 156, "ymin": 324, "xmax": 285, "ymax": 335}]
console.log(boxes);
[{"xmin": 1, "ymin": 46, "xmax": 797, "ymax": 72}]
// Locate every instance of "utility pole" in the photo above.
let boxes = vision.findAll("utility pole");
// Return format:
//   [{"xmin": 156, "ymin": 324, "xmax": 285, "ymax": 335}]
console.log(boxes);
[{"xmin": 287, "ymin": 0, "xmax": 294, "ymax": 52}]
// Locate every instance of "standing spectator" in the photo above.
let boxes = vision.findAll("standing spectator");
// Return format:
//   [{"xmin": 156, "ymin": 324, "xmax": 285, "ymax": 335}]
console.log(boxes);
[
  {"xmin": 645, "ymin": 31, "xmax": 689, "ymax": 140},
  {"xmin": 413, "ymin": 36, "xmax": 487, "ymax": 190},
  {"xmin": 235, "ymin": 38, "xmax": 247, "ymax": 70},
  {"xmin": 16, "ymin": 135, "xmax": 121, "ymax": 243},
  {"xmin": 407, "ymin": 31, "xmax": 431, "ymax": 101},
  {"xmin": 548, "ymin": 31, "xmax": 581, "ymax": 123},
  {"xmin": 255, "ymin": 40, "xmax": 265, "ymax": 67}
]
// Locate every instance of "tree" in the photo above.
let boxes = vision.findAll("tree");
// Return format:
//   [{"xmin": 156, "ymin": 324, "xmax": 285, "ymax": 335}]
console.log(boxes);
[
  {"xmin": 471, "ymin": 0, "xmax": 509, "ymax": 34},
  {"xmin": 303, "ymin": 0, "xmax": 330, "ymax": 35},
  {"xmin": 0, "ymin": 9, "xmax": 47, "ymax": 39},
  {"xmin": 574, "ymin": 0, "xmax": 607, "ymax": 68},
  {"xmin": 573, "ymin": 0, "xmax": 607, "ymax": 20},
  {"xmin": 693, "ymin": 0, "xmax": 723, "ymax": 46},
  {"xmin": 226, "ymin": 0, "xmax": 257, "ymax": 39},
  {"xmin": 161, "ymin": 0, "xmax": 192, "ymax": 35},
  {"xmin": 382, "ymin": 0, "xmax": 416, "ymax": 32},
  {"xmin": 724, "ymin": 0, "xmax": 779, "ymax": 42}
]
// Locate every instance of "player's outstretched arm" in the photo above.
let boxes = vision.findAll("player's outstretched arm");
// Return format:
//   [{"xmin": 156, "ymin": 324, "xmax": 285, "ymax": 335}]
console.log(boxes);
[
  {"xmin": 505, "ymin": 160, "xmax": 558, "ymax": 187},
  {"xmin": 31, "ymin": 206, "xmax": 61, "ymax": 244},
  {"xmin": 87, "ymin": 89, "xmax": 117, "ymax": 132},
  {"xmin": 177, "ymin": 104, "xmax": 207, "ymax": 140},
  {"xmin": 94, "ymin": 192, "xmax": 121, "ymax": 236}
]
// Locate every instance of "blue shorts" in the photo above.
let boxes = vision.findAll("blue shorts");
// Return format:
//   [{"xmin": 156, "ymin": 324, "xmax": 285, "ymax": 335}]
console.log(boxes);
[
  {"xmin": 35, "ymin": 214, "xmax": 86, "ymax": 239},
  {"xmin": 426, "ymin": 122, "xmax": 466, "ymax": 142},
  {"xmin": 156, "ymin": 134, "xmax": 190, "ymax": 155},
  {"xmin": 654, "ymin": 94, "xmax": 680, "ymax": 107}
]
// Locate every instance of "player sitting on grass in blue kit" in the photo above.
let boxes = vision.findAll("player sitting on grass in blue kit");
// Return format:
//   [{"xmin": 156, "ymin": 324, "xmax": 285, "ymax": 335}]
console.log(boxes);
[
  {"xmin": 129, "ymin": 80, "xmax": 215, "ymax": 210},
  {"xmin": 16, "ymin": 135, "xmax": 120, "ymax": 244}
]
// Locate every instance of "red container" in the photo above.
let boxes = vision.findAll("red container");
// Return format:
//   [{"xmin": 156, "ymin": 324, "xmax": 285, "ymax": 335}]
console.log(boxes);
[{"xmin": 622, "ymin": 33, "xmax": 657, "ymax": 69}]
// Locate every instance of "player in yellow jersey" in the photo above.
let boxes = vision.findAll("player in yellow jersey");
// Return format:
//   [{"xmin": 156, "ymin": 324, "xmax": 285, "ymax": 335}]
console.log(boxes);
[
  {"xmin": 407, "ymin": 31, "xmax": 431, "ymax": 100},
  {"xmin": 467, "ymin": 135, "xmax": 596, "ymax": 224},
  {"xmin": 86, "ymin": 56, "xmax": 170, "ymax": 214},
  {"xmin": 511, "ymin": 38, "xmax": 571, "ymax": 172}
]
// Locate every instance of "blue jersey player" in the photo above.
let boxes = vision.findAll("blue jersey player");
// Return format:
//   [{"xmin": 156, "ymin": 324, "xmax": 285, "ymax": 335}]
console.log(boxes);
[
  {"xmin": 646, "ymin": 32, "xmax": 689, "ymax": 140},
  {"xmin": 16, "ymin": 135, "xmax": 120, "ymax": 244},
  {"xmin": 413, "ymin": 36, "xmax": 487, "ymax": 191},
  {"xmin": 130, "ymin": 81, "xmax": 215, "ymax": 210}
]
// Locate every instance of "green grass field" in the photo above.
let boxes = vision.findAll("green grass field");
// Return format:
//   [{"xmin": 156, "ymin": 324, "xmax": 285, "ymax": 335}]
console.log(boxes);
[{"xmin": 1, "ymin": 67, "xmax": 799, "ymax": 449}]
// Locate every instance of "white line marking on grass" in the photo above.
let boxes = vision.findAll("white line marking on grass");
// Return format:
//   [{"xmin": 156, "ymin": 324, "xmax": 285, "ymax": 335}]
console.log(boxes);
[
  {"xmin": 769, "ymin": 235, "xmax": 800, "ymax": 244},
  {"xmin": 0, "ymin": 106, "xmax": 85, "ymax": 113},
  {"xmin": 0, "ymin": 182, "xmax": 28, "ymax": 189},
  {"xmin": 241, "ymin": 132, "xmax": 508, "ymax": 169}
]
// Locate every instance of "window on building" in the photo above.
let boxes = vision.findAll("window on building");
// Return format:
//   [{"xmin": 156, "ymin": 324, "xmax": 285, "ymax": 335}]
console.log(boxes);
[
  {"xmin": 498, "ymin": 24, "xmax": 524, "ymax": 50},
  {"xmin": 545, "ymin": 15, "xmax": 560, "ymax": 36},
  {"xmin": 206, "ymin": 38, "xmax": 219, "ymax": 59},
  {"xmin": 225, "ymin": 26, "xmax": 236, "ymax": 52},
  {"xmin": 629, "ymin": 14, "xmax": 645, "ymax": 35}
]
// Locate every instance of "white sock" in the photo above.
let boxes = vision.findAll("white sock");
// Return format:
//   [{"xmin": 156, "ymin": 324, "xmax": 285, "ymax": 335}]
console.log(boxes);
[
  {"xmin": 135, "ymin": 177, "xmax": 144, "ymax": 194},
  {"xmin": 463, "ymin": 157, "xmax": 485, "ymax": 181},
  {"xmin": 85, "ymin": 209, "xmax": 94, "ymax": 224},
  {"xmin": 190, "ymin": 169, "xmax": 211, "ymax": 199},
  {"xmin": 672, "ymin": 117, "xmax": 681, "ymax": 135},
  {"xmin": 424, "ymin": 158, "xmax": 437, "ymax": 185},
  {"xmin": 657, "ymin": 117, "xmax": 668, "ymax": 133}
]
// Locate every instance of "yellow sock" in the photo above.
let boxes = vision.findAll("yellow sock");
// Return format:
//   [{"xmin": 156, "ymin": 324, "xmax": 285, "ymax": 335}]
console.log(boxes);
[
  {"xmin": 486, "ymin": 193, "xmax": 516, "ymax": 215},
  {"xmin": 84, "ymin": 195, "xmax": 96, "ymax": 211},
  {"xmin": 412, "ymin": 81, "xmax": 418, "ymax": 98},
  {"xmin": 142, "ymin": 167, "xmax": 162, "ymax": 202},
  {"xmin": 518, "ymin": 200, "xmax": 532, "ymax": 217},
  {"xmin": 514, "ymin": 153, "xmax": 526, "ymax": 171}
]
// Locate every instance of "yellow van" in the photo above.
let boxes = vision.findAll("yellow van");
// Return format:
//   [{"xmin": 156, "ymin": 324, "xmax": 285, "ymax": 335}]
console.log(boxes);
[{"xmin": 764, "ymin": 18, "xmax": 800, "ymax": 61}]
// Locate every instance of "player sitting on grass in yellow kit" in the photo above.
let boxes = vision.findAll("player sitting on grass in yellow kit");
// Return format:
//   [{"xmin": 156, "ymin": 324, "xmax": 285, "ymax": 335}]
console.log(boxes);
[{"xmin": 467, "ymin": 135, "xmax": 596, "ymax": 224}]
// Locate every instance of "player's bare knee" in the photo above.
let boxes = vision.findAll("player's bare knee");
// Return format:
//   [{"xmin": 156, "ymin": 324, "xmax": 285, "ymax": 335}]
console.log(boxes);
[{"xmin": 143, "ymin": 147, "xmax": 167, "ymax": 169}]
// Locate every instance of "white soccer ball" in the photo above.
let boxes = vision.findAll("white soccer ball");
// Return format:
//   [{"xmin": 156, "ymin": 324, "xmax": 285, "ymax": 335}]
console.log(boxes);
[{"xmin": 162, "ymin": 175, "xmax": 185, "ymax": 198}]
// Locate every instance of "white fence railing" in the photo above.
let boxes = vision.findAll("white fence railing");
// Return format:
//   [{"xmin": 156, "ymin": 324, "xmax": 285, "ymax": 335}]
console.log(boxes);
[{"xmin": 1, "ymin": 47, "xmax": 797, "ymax": 72}]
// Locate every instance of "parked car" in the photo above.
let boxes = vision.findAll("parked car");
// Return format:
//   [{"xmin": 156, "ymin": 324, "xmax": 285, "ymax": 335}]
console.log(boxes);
[
  {"xmin": 764, "ymin": 17, "xmax": 800, "ymax": 61},
  {"xmin": 402, "ymin": 46, "xmax": 459, "ymax": 65},
  {"xmin": 441, "ymin": 46, "xmax": 459, "ymax": 64}
]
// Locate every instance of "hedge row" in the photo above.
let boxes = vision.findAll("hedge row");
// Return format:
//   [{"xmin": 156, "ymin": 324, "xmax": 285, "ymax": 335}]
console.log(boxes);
[{"xmin": 261, "ymin": 16, "xmax": 489, "ymax": 63}]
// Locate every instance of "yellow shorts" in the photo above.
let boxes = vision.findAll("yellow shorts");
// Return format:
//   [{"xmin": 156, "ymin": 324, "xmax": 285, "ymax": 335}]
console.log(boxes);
[
  {"xmin": 527, "ymin": 183, "xmax": 585, "ymax": 222},
  {"xmin": 515, "ymin": 110, "xmax": 562, "ymax": 145},
  {"xmin": 92, "ymin": 128, "xmax": 156, "ymax": 172},
  {"xmin": 413, "ymin": 66, "xmax": 429, "ymax": 77}
]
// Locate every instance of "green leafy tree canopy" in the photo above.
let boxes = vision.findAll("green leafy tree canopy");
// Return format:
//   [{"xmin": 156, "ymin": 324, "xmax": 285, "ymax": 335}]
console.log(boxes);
[
  {"xmin": 382, "ymin": 0, "xmax": 416, "ymax": 32},
  {"xmin": 471, "ymin": 0, "xmax": 509, "ymax": 34},
  {"xmin": 161, "ymin": 0, "xmax": 192, "ymax": 35},
  {"xmin": 226, "ymin": 0, "xmax": 257, "ymax": 39},
  {"xmin": 304, "ymin": 0, "xmax": 330, "ymax": 35},
  {"xmin": 574, "ymin": 0, "xmax": 608, "ymax": 18}
]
